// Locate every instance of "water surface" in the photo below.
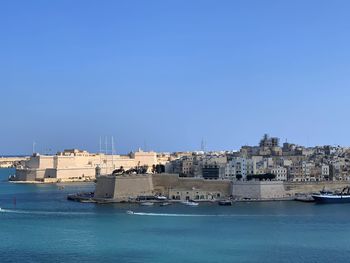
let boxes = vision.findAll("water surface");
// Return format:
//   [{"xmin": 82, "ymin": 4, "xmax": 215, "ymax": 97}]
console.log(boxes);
[{"xmin": 1, "ymin": 168, "xmax": 350, "ymax": 263}]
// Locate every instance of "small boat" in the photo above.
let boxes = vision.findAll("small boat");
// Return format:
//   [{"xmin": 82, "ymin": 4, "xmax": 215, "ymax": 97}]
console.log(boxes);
[
  {"xmin": 126, "ymin": 210, "xmax": 134, "ymax": 215},
  {"xmin": 218, "ymin": 200, "xmax": 232, "ymax": 206},
  {"xmin": 140, "ymin": 202, "xmax": 154, "ymax": 206},
  {"xmin": 160, "ymin": 202, "xmax": 171, "ymax": 207},
  {"xmin": 312, "ymin": 187, "xmax": 350, "ymax": 204},
  {"xmin": 183, "ymin": 200, "xmax": 199, "ymax": 206},
  {"xmin": 155, "ymin": 195, "xmax": 167, "ymax": 200}
]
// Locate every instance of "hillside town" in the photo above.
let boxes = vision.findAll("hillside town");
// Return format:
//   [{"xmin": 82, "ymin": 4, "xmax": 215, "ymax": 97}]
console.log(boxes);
[
  {"xmin": 165, "ymin": 134, "xmax": 350, "ymax": 182},
  {"xmin": 8, "ymin": 134, "xmax": 350, "ymax": 184}
]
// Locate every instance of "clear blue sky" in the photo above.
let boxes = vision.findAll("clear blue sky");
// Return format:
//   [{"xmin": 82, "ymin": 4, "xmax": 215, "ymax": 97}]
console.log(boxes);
[{"xmin": 1, "ymin": 0, "xmax": 350, "ymax": 155}]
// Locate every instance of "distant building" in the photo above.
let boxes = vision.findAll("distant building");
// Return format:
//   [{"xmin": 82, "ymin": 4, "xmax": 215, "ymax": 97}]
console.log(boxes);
[
  {"xmin": 14, "ymin": 149, "xmax": 158, "ymax": 183},
  {"xmin": 259, "ymin": 134, "xmax": 279, "ymax": 148},
  {"xmin": 225, "ymin": 157, "xmax": 254, "ymax": 179},
  {"xmin": 202, "ymin": 164, "xmax": 220, "ymax": 180},
  {"xmin": 270, "ymin": 167, "xmax": 287, "ymax": 181}
]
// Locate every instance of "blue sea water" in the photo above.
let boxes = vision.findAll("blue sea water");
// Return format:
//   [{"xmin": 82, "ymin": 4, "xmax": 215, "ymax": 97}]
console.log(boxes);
[{"xmin": 1, "ymin": 168, "xmax": 350, "ymax": 263}]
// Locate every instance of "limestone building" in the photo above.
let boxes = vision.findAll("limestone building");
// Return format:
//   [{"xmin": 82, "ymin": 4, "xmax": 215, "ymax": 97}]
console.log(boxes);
[{"xmin": 13, "ymin": 149, "xmax": 159, "ymax": 183}]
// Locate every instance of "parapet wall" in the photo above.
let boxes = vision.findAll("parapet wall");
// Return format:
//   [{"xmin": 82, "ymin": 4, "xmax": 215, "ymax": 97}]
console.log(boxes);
[{"xmin": 152, "ymin": 174, "xmax": 231, "ymax": 195}]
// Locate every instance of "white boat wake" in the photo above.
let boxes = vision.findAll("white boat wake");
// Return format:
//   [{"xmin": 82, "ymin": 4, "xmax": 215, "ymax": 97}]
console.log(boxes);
[
  {"xmin": 126, "ymin": 211, "xmax": 312, "ymax": 217},
  {"xmin": 127, "ymin": 211, "xmax": 216, "ymax": 217},
  {"xmin": 0, "ymin": 208, "xmax": 94, "ymax": 216}
]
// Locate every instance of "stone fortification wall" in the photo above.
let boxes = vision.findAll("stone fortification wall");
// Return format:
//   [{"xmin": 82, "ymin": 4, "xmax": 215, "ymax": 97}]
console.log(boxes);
[
  {"xmin": 14, "ymin": 150, "xmax": 159, "ymax": 183},
  {"xmin": 284, "ymin": 181, "xmax": 350, "ymax": 195},
  {"xmin": 0, "ymin": 157, "xmax": 28, "ymax": 168},
  {"xmin": 94, "ymin": 174, "xmax": 232, "ymax": 201},
  {"xmin": 55, "ymin": 167, "xmax": 96, "ymax": 180},
  {"xmin": 94, "ymin": 176, "xmax": 117, "ymax": 199},
  {"xmin": 113, "ymin": 175, "xmax": 154, "ymax": 200},
  {"xmin": 232, "ymin": 181, "xmax": 350, "ymax": 199},
  {"xmin": 152, "ymin": 174, "xmax": 231, "ymax": 197},
  {"xmin": 13, "ymin": 169, "xmax": 38, "ymax": 181},
  {"xmin": 232, "ymin": 181, "xmax": 286, "ymax": 199}
]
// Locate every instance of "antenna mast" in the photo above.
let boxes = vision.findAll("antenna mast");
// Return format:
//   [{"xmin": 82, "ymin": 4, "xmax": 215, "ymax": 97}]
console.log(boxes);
[
  {"xmin": 32, "ymin": 141, "xmax": 36, "ymax": 155},
  {"xmin": 201, "ymin": 139, "xmax": 205, "ymax": 152},
  {"xmin": 105, "ymin": 136, "xmax": 108, "ymax": 174},
  {"xmin": 111, "ymin": 136, "xmax": 115, "ymax": 170},
  {"xmin": 99, "ymin": 136, "xmax": 102, "ymax": 153}
]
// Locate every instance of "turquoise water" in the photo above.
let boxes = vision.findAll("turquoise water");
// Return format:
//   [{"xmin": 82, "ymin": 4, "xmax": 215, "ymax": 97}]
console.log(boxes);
[{"xmin": 1, "ymin": 168, "xmax": 350, "ymax": 263}]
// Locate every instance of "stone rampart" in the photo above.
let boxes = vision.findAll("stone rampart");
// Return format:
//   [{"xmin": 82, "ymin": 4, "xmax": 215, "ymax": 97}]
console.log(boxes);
[
  {"xmin": 94, "ymin": 174, "xmax": 232, "ymax": 201},
  {"xmin": 233, "ymin": 181, "xmax": 286, "ymax": 199},
  {"xmin": 284, "ymin": 181, "xmax": 350, "ymax": 195}
]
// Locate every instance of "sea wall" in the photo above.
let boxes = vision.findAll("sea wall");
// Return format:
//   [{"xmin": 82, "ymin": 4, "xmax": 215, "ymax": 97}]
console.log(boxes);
[
  {"xmin": 94, "ymin": 174, "xmax": 232, "ymax": 201},
  {"xmin": 113, "ymin": 175, "xmax": 154, "ymax": 200},
  {"xmin": 232, "ymin": 181, "xmax": 286, "ymax": 199},
  {"xmin": 153, "ymin": 174, "xmax": 232, "ymax": 200},
  {"xmin": 284, "ymin": 181, "xmax": 350, "ymax": 195},
  {"xmin": 152, "ymin": 174, "xmax": 231, "ymax": 195},
  {"xmin": 232, "ymin": 181, "xmax": 350, "ymax": 200},
  {"xmin": 94, "ymin": 176, "xmax": 117, "ymax": 199}
]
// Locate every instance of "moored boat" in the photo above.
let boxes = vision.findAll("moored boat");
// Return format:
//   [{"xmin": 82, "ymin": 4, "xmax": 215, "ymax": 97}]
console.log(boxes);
[
  {"xmin": 160, "ymin": 202, "xmax": 171, "ymax": 207},
  {"xmin": 218, "ymin": 200, "xmax": 232, "ymax": 206},
  {"xmin": 155, "ymin": 195, "xmax": 167, "ymax": 200},
  {"xmin": 312, "ymin": 187, "xmax": 350, "ymax": 204},
  {"xmin": 182, "ymin": 200, "xmax": 199, "ymax": 206},
  {"xmin": 140, "ymin": 202, "xmax": 154, "ymax": 206}
]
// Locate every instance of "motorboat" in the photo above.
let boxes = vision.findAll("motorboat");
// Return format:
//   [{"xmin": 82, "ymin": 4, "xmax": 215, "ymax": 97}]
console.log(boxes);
[
  {"xmin": 140, "ymin": 202, "xmax": 154, "ymax": 206},
  {"xmin": 155, "ymin": 195, "xmax": 167, "ymax": 200},
  {"xmin": 218, "ymin": 200, "xmax": 232, "ymax": 206},
  {"xmin": 182, "ymin": 200, "xmax": 199, "ymax": 206},
  {"xmin": 126, "ymin": 210, "xmax": 134, "ymax": 215},
  {"xmin": 160, "ymin": 202, "xmax": 171, "ymax": 207}
]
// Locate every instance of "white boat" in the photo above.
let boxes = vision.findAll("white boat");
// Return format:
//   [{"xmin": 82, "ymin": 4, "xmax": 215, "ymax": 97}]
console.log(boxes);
[
  {"xmin": 183, "ymin": 201, "xmax": 199, "ymax": 206},
  {"xmin": 126, "ymin": 210, "xmax": 134, "ymax": 215},
  {"xmin": 160, "ymin": 202, "xmax": 171, "ymax": 207},
  {"xmin": 155, "ymin": 195, "xmax": 167, "ymax": 200},
  {"xmin": 140, "ymin": 202, "xmax": 154, "ymax": 206}
]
